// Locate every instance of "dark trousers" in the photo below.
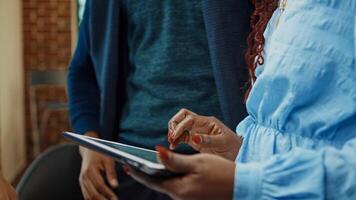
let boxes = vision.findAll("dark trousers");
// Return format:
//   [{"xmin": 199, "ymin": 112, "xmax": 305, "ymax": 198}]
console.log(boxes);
[
  {"xmin": 114, "ymin": 163, "xmax": 171, "ymax": 200},
  {"xmin": 17, "ymin": 144, "xmax": 171, "ymax": 200}
]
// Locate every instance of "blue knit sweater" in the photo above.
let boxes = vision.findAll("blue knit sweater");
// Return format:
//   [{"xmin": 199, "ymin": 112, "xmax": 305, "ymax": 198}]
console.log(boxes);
[{"xmin": 67, "ymin": 0, "xmax": 251, "ymax": 142}]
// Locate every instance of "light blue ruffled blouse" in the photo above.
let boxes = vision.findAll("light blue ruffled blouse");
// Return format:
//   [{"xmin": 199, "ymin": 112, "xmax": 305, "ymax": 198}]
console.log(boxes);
[{"xmin": 234, "ymin": 0, "xmax": 356, "ymax": 199}]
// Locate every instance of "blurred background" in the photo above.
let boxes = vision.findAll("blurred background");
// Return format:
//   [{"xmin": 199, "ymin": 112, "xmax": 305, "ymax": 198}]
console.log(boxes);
[{"xmin": 0, "ymin": 0, "xmax": 85, "ymax": 185}]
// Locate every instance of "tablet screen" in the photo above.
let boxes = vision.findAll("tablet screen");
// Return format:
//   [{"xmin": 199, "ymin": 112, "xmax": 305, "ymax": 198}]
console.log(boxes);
[{"xmin": 88, "ymin": 138, "xmax": 159, "ymax": 163}]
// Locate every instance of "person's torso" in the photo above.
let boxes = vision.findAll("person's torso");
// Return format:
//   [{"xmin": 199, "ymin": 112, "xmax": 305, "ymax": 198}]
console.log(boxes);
[
  {"xmin": 238, "ymin": 0, "xmax": 356, "ymax": 162},
  {"xmin": 118, "ymin": 0, "xmax": 223, "ymax": 150}
]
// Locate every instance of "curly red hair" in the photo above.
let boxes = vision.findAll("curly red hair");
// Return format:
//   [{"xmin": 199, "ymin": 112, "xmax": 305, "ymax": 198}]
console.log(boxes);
[{"xmin": 245, "ymin": 0, "xmax": 278, "ymax": 99}]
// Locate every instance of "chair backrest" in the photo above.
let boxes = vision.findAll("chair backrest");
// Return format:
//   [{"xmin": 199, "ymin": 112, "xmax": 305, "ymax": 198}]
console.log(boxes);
[
  {"xmin": 27, "ymin": 70, "xmax": 68, "ymax": 156},
  {"xmin": 29, "ymin": 69, "xmax": 67, "ymax": 86},
  {"xmin": 16, "ymin": 144, "xmax": 83, "ymax": 200}
]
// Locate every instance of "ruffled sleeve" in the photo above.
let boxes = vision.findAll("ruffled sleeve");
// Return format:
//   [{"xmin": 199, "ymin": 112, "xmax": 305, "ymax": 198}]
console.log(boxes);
[
  {"xmin": 233, "ymin": 137, "xmax": 356, "ymax": 199},
  {"xmin": 354, "ymin": 13, "xmax": 356, "ymax": 65}
]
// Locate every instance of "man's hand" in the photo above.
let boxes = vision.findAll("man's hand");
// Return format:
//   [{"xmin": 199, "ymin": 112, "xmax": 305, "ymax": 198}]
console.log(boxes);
[
  {"xmin": 0, "ymin": 174, "xmax": 18, "ymax": 200},
  {"xmin": 126, "ymin": 146, "xmax": 235, "ymax": 200},
  {"xmin": 168, "ymin": 108, "xmax": 242, "ymax": 161},
  {"xmin": 79, "ymin": 132, "xmax": 118, "ymax": 200}
]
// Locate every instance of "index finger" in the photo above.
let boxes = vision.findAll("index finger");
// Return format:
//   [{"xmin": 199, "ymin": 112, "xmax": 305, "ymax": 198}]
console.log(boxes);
[
  {"xmin": 103, "ymin": 158, "xmax": 119, "ymax": 188},
  {"xmin": 82, "ymin": 179, "xmax": 107, "ymax": 200},
  {"xmin": 88, "ymin": 169, "xmax": 117, "ymax": 200},
  {"xmin": 168, "ymin": 109, "xmax": 196, "ymax": 131}
]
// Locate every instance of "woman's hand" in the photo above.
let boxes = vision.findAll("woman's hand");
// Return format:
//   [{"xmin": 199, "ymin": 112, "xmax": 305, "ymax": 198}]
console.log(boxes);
[
  {"xmin": 0, "ymin": 174, "xmax": 18, "ymax": 200},
  {"xmin": 126, "ymin": 146, "xmax": 235, "ymax": 200},
  {"xmin": 168, "ymin": 108, "xmax": 242, "ymax": 161}
]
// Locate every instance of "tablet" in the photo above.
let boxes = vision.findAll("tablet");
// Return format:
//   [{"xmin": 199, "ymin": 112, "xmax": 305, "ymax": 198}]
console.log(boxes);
[{"xmin": 63, "ymin": 131, "xmax": 181, "ymax": 178}]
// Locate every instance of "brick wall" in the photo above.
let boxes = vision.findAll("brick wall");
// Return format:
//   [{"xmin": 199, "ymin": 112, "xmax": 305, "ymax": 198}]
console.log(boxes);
[{"xmin": 22, "ymin": 0, "xmax": 74, "ymax": 159}]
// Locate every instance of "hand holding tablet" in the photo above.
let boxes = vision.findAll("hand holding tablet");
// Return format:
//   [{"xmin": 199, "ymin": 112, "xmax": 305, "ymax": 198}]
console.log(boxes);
[{"xmin": 63, "ymin": 132, "xmax": 182, "ymax": 178}]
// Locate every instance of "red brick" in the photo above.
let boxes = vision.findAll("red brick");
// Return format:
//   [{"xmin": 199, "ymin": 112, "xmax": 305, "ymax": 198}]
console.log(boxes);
[{"xmin": 23, "ymin": 0, "xmax": 73, "ymax": 159}]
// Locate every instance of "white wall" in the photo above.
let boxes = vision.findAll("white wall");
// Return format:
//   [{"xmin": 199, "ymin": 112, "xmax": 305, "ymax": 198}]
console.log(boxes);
[{"xmin": 0, "ymin": 0, "xmax": 26, "ymax": 181}]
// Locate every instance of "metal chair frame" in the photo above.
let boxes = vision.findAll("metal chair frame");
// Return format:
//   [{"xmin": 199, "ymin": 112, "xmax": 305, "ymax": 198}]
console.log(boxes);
[{"xmin": 28, "ymin": 69, "xmax": 67, "ymax": 155}]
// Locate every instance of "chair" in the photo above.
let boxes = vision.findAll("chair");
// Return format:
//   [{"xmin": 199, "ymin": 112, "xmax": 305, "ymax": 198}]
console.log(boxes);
[
  {"xmin": 16, "ymin": 144, "xmax": 83, "ymax": 200},
  {"xmin": 28, "ymin": 69, "xmax": 68, "ymax": 155}
]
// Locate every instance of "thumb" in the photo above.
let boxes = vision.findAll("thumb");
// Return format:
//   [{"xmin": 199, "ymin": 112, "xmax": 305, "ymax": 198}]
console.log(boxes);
[
  {"xmin": 155, "ymin": 145, "xmax": 195, "ymax": 173},
  {"xmin": 103, "ymin": 158, "xmax": 119, "ymax": 188}
]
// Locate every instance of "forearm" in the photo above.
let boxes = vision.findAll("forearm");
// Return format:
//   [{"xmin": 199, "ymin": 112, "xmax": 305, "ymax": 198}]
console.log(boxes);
[
  {"xmin": 79, "ymin": 131, "xmax": 99, "ymax": 156},
  {"xmin": 67, "ymin": 61, "xmax": 100, "ymax": 134},
  {"xmin": 67, "ymin": 0, "xmax": 100, "ymax": 135}
]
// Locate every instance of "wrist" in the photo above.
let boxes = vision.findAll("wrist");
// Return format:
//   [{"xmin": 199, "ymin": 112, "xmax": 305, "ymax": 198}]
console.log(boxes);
[{"xmin": 79, "ymin": 131, "xmax": 99, "ymax": 156}]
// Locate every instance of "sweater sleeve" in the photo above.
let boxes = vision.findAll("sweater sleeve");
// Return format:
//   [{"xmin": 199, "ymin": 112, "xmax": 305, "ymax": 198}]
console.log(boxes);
[
  {"xmin": 233, "ymin": 137, "xmax": 356, "ymax": 199},
  {"xmin": 67, "ymin": 0, "xmax": 100, "ymax": 134}
]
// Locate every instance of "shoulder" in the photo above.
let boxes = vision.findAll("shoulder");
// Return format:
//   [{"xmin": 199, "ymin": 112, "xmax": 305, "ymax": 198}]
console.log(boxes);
[
  {"xmin": 82, "ymin": 0, "xmax": 121, "ymax": 41},
  {"xmin": 84, "ymin": 0, "xmax": 120, "ymax": 20}
]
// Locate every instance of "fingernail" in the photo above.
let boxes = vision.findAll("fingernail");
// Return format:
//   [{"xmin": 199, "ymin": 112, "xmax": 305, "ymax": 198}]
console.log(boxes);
[
  {"xmin": 155, "ymin": 145, "xmax": 170, "ymax": 161},
  {"xmin": 171, "ymin": 132, "xmax": 176, "ymax": 140},
  {"xmin": 122, "ymin": 165, "xmax": 130, "ymax": 175},
  {"xmin": 111, "ymin": 179, "xmax": 119, "ymax": 187},
  {"xmin": 192, "ymin": 135, "xmax": 202, "ymax": 145},
  {"xmin": 168, "ymin": 131, "xmax": 173, "ymax": 140}
]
